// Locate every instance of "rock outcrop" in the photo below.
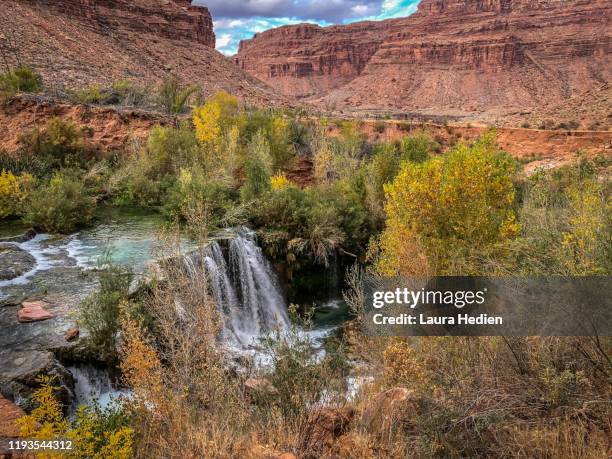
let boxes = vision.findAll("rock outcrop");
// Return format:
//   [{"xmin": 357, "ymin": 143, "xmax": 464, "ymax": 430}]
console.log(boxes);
[
  {"xmin": 21, "ymin": 0, "xmax": 216, "ymax": 48},
  {"xmin": 234, "ymin": 0, "xmax": 611, "ymax": 119},
  {"xmin": 0, "ymin": 1, "xmax": 287, "ymax": 106},
  {"xmin": 0, "ymin": 246, "xmax": 35, "ymax": 281}
]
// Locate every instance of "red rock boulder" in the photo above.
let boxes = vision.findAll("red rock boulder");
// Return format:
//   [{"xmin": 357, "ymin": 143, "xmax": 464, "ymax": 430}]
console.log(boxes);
[{"xmin": 17, "ymin": 301, "xmax": 53, "ymax": 323}]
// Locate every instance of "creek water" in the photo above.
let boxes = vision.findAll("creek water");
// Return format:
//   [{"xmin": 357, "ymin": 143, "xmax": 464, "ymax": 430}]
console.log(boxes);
[{"xmin": 1, "ymin": 208, "xmax": 349, "ymax": 408}]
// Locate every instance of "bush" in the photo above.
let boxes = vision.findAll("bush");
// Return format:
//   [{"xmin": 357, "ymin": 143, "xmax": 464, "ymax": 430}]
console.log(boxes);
[
  {"xmin": 372, "ymin": 336, "xmax": 611, "ymax": 458},
  {"xmin": 193, "ymin": 91, "xmax": 239, "ymax": 145},
  {"xmin": 374, "ymin": 120, "xmax": 386, "ymax": 134},
  {"xmin": 0, "ymin": 66, "xmax": 42, "ymax": 94},
  {"xmin": 18, "ymin": 375, "xmax": 134, "ymax": 459},
  {"xmin": 22, "ymin": 169, "xmax": 95, "ymax": 233},
  {"xmin": 400, "ymin": 131, "xmax": 438, "ymax": 163},
  {"xmin": 19, "ymin": 117, "xmax": 98, "ymax": 171},
  {"xmin": 113, "ymin": 124, "xmax": 198, "ymax": 206},
  {"xmin": 158, "ymin": 77, "xmax": 199, "ymax": 114},
  {"xmin": 259, "ymin": 324, "xmax": 348, "ymax": 423},
  {"xmin": 366, "ymin": 142, "xmax": 401, "ymax": 218},
  {"xmin": 163, "ymin": 167, "xmax": 237, "ymax": 229},
  {"xmin": 240, "ymin": 131, "xmax": 272, "ymax": 201},
  {"xmin": 79, "ymin": 259, "xmax": 133, "ymax": 362},
  {"xmin": 72, "ymin": 84, "xmax": 106, "ymax": 104},
  {"xmin": 502, "ymin": 160, "xmax": 611, "ymax": 275},
  {"xmin": 112, "ymin": 79, "xmax": 150, "ymax": 106},
  {"xmin": 376, "ymin": 130, "xmax": 519, "ymax": 275},
  {"xmin": 270, "ymin": 173, "xmax": 291, "ymax": 191},
  {"xmin": 0, "ymin": 169, "xmax": 34, "ymax": 218}
]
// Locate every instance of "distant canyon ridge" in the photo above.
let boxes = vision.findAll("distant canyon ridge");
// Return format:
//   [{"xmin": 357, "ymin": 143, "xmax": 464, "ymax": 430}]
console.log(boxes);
[
  {"xmin": 234, "ymin": 0, "xmax": 611, "ymax": 124},
  {"xmin": 1, "ymin": 0, "xmax": 610, "ymax": 126}
]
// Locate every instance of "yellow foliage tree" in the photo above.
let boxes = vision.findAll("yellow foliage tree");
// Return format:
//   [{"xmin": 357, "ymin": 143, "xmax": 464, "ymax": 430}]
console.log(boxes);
[
  {"xmin": 376, "ymin": 131, "xmax": 519, "ymax": 276},
  {"xmin": 560, "ymin": 180, "xmax": 609, "ymax": 274},
  {"xmin": 0, "ymin": 169, "xmax": 34, "ymax": 218},
  {"xmin": 192, "ymin": 91, "xmax": 239, "ymax": 146}
]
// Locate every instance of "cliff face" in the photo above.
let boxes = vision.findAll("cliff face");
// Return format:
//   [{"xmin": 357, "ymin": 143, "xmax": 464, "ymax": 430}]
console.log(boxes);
[
  {"xmin": 23, "ymin": 0, "xmax": 215, "ymax": 47},
  {"xmin": 235, "ymin": 22, "xmax": 392, "ymax": 98},
  {"xmin": 0, "ymin": 1, "xmax": 287, "ymax": 106},
  {"xmin": 234, "ymin": 0, "xmax": 612, "ymax": 118}
]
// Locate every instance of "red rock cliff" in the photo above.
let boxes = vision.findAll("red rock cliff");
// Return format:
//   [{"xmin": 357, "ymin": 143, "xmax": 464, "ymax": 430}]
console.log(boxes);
[
  {"xmin": 1, "ymin": 1, "xmax": 289, "ymax": 106},
  {"xmin": 20, "ymin": 0, "xmax": 215, "ymax": 47},
  {"xmin": 234, "ymin": 0, "xmax": 612, "ymax": 118}
]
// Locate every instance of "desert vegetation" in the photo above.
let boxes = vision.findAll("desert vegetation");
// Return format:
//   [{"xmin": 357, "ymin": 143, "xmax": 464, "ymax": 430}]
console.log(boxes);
[{"xmin": 2, "ymin": 85, "xmax": 610, "ymax": 458}]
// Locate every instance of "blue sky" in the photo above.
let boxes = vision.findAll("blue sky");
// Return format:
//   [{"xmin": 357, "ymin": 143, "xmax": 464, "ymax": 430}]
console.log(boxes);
[{"xmin": 193, "ymin": 0, "xmax": 421, "ymax": 55}]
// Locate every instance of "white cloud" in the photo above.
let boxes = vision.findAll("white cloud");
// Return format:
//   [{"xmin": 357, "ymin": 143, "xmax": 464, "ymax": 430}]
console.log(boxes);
[{"xmin": 217, "ymin": 33, "xmax": 233, "ymax": 48}]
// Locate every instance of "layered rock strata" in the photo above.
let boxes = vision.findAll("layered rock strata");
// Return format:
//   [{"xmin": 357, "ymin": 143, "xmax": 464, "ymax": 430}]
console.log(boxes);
[{"xmin": 234, "ymin": 0, "xmax": 611, "ymax": 117}]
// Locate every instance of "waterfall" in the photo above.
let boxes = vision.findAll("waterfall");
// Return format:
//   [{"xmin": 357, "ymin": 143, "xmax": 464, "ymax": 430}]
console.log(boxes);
[
  {"xmin": 184, "ymin": 227, "xmax": 289, "ymax": 347},
  {"xmin": 68, "ymin": 365, "xmax": 127, "ymax": 413}
]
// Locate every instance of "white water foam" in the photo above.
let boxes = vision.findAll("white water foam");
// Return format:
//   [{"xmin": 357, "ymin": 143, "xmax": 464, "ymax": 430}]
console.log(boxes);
[{"xmin": 0, "ymin": 234, "xmax": 65, "ymax": 289}]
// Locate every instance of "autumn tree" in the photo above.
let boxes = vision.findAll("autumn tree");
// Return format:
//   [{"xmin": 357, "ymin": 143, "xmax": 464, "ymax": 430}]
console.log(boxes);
[{"xmin": 375, "ymin": 131, "xmax": 520, "ymax": 276}]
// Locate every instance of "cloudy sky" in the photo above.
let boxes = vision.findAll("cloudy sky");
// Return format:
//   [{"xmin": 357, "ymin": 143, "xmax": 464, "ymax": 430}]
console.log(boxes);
[{"xmin": 193, "ymin": 0, "xmax": 420, "ymax": 55}]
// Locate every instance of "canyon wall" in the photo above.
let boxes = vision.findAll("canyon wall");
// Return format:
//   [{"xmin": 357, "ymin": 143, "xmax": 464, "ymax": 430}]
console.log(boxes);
[
  {"xmin": 20, "ymin": 0, "xmax": 216, "ymax": 47},
  {"xmin": 234, "ymin": 0, "xmax": 612, "ymax": 119},
  {"xmin": 0, "ymin": 1, "xmax": 287, "ymax": 106}
]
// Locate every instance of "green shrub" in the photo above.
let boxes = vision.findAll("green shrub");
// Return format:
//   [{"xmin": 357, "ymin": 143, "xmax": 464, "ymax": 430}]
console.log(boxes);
[
  {"xmin": 112, "ymin": 79, "xmax": 150, "ymax": 106},
  {"xmin": 19, "ymin": 117, "xmax": 98, "ymax": 170},
  {"xmin": 79, "ymin": 258, "xmax": 133, "ymax": 362},
  {"xmin": 259, "ymin": 323, "xmax": 348, "ymax": 423},
  {"xmin": 397, "ymin": 121, "xmax": 412, "ymax": 132},
  {"xmin": 72, "ymin": 84, "xmax": 106, "ymax": 104},
  {"xmin": 400, "ymin": 131, "xmax": 438, "ymax": 163},
  {"xmin": 113, "ymin": 124, "xmax": 198, "ymax": 206},
  {"xmin": 22, "ymin": 169, "xmax": 95, "ymax": 233},
  {"xmin": 163, "ymin": 167, "xmax": 237, "ymax": 229},
  {"xmin": 146, "ymin": 123, "xmax": 199, "ymax": 175},
  {"xmin": 158, "ymin": 77, "xmax": 199, "ymax": 114},
  {"xmin": 240, "ymin": 131, "xmax": 272, "ymax": 201},
  {"xmin": 502, "ymin": 160, "xmax": 611, "ymax": 275},
  {"xmin": 0, "ymin": 66, "xmax": 42, "ymax": 94}
]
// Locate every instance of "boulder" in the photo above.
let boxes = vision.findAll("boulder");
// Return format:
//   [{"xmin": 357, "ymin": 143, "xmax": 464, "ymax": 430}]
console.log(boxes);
[
  {"xmin": 0, "ymin": 349, "xmax": 75, "ymax": 411},
  {"xmin": 0, "ymin": 228, "xmax": 36, "ymax": 243},
  {"xmin": 361, "ymin": 387, "xmax": 419, "ymax": 436},
  {"xmin": 0, "ymin": 245, "xmax": 35, "ymax": 281},
  {"xmin": 302, "ymin": 407, "xmax": 355, "ymax": 454},
  {"xmin": 0, "ymin": 393, "xmax": 25, "ymax": 438},
  {"xmin": 64, "ymin": 327, "xmax": 80, "ymax": 342},
  {"xmin": 17, "ymin": 301, "xmax": 53, "ymax": 323}
]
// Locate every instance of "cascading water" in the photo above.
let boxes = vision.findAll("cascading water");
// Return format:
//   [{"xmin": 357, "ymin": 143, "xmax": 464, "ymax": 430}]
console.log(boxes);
[
  {"xmin": 184, "ymin": 227, "xmax": 289, "ymax": 347},
  {"xmin": 68, "ymin": 365, "xmax": 127, "ymax": 413}
]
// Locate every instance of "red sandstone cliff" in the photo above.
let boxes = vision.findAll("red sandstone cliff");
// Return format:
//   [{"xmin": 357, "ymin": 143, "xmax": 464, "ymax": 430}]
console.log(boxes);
[
  {"xmin": 20, "ymin": 0, "xmax": 216, "ymax": 47},
  {"xmin": 0, "ymin": 0, "xmax": 287, "ymax": 106},
  {"xmin": 234, "ymin": 0, "xmax": 611, "ymax": 121}
]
